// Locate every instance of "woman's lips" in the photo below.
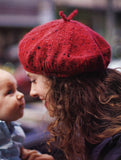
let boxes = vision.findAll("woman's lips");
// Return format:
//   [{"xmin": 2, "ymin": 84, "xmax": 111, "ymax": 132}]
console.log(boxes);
[{"xmin": 45, "ymin": 101, "xmax": 47, "ymax": 108}]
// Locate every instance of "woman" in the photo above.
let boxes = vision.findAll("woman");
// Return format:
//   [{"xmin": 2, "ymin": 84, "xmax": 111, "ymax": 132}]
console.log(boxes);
[{"xmin": 18, "ymin": 9, "xmax": 121, "ymax": 160}]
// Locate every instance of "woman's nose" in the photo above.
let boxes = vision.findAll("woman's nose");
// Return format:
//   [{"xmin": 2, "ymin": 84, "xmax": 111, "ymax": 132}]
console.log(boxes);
[{"xmin": 30, "ymin": 87, "xmax": 38, "ymax": 98}]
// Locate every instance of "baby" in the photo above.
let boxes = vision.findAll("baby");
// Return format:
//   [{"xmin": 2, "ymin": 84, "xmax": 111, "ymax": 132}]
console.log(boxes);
[
  {"xmin": 0, "ymin": 69, "xmax": 25, "ymax": 159},
  {"xmin": 0, "ymin": 69, "xmax": 54, "ymax": 160}
]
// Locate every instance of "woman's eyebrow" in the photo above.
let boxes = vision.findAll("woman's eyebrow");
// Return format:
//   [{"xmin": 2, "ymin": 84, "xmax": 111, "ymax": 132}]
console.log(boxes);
[{"xmin": 26, "ymin": 74, "xmax": 36, "ymax": 79}]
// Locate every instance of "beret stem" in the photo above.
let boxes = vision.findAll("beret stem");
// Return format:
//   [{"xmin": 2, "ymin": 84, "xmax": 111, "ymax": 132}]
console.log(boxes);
[
  {"xmin": 67, "ymin": 9, "xmax": 78, "ymax": 21},
  {"xmin": 59, "ymin": 9, "xmax": 78, "ymax": 21},
  {"xmin": 59, "ymin": 11, "xmax": 68, "ymax": 21}
]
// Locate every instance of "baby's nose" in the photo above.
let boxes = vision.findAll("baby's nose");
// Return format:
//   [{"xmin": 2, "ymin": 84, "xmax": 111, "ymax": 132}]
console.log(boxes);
[{"xmin": 17, "ymin": 91, "xmax": 24, "ymax": 99}]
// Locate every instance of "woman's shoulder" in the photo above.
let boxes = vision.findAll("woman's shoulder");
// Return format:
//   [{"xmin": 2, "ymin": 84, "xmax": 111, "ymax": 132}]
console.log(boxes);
[{"xmin": 91, "ymin": 133, "xmax": 121, "ymax": 160}]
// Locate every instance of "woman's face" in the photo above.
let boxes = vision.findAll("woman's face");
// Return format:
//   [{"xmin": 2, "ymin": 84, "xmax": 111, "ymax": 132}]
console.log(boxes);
[{"xmin": 26, "ymin": 71, "xmax": 51, "ymax": 106}]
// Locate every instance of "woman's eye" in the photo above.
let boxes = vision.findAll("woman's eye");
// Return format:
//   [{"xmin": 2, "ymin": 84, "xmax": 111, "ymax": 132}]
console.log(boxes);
[{"xmin": 30, "ymin": 80, "xmax": 36, "ymax": 83}]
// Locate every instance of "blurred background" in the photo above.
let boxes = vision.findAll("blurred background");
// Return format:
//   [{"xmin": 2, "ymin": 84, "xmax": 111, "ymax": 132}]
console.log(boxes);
[{"xmin": 0, "ymin": 0, "xmax": 121, "ymax": 159}]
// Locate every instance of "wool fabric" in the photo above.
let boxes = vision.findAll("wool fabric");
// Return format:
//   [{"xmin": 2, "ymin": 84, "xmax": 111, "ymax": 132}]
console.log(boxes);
[{"xmin": 18, "ymin": 9, "xmax": 111, "ymax": 78}]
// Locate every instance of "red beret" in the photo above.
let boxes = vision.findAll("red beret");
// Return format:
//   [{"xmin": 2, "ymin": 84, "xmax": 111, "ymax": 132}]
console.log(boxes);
[{"xmin": 18, "ymin": 9, "xmax": 111, "ymax": 77}]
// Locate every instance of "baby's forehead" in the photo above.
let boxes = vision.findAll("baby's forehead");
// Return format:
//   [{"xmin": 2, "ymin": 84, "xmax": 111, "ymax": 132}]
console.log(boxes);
[
  {"xmin": 0, "ymin": 69, "xmax": 10, "ymax": 75},
  {"xmin": 0, "ymin": 69, "xmax": 16, "ymax": 86}
]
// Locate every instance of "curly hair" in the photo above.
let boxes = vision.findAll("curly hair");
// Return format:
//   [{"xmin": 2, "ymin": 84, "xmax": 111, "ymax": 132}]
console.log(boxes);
[{"xmin": 46, "ymin": 68, "xmax": 121, "ymax": 160}]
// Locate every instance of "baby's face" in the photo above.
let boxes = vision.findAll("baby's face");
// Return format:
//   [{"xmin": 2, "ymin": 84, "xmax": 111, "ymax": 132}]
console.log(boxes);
[
  {"xmin": 26, "ymin": 71, "xmax": 51, "ymax": 108},
  {"xmin": 0, "ymin": 70, "xmax": 25, "ymax": 122}
]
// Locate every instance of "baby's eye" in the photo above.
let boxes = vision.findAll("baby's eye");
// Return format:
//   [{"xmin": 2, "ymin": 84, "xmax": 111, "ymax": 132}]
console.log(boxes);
[{"xmin": 6, "ymin": 89, "xmax": 14, "ymax": 95}]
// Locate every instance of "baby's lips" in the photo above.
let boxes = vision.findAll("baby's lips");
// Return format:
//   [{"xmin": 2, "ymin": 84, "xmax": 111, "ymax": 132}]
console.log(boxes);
[
  {"xmin": 19, "ymin": 100, "xmax": 25, "ymax": 109},
  {"xmin": 19, "ymin": 104, "xmax": 25, "ymax": 109}
]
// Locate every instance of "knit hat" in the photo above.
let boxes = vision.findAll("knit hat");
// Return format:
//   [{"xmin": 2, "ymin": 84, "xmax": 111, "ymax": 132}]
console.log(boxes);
[{"xmin": 18, "ymin": 9, "xmax": 111, "ymax": 78}]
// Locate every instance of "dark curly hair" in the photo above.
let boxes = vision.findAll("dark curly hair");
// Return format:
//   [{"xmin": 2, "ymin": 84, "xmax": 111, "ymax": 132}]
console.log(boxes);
[{"xmin": 46, "ymin": 68, "xmax": 121, "ymax": 160}]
